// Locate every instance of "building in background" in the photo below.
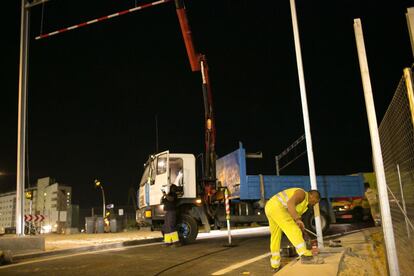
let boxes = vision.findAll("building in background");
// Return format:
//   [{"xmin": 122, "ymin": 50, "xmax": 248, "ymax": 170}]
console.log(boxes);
[{"xmin": 0, "ymin": 177, "xmax": 74, "ymax": 234}]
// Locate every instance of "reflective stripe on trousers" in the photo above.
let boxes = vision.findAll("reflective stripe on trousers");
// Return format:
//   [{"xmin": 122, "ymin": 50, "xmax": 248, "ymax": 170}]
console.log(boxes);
[
  {"xmin": 270, "ymin": 252, "xmax": 280, "ymax": 267},
  {"xmin": 295, "ymin": 241, "xmax": 308, "ymax": 256}
]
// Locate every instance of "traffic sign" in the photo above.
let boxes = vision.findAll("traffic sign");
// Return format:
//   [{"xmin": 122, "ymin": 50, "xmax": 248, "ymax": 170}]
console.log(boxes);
[{"xmin": 24, "ymin": 214, "xmax": 45, "ymax": 222}]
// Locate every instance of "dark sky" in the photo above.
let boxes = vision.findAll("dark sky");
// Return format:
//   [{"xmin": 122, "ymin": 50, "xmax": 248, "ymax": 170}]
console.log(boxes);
[{"xmin": 1, "ymin": 0, "xmax": 413, "ymax": 209}]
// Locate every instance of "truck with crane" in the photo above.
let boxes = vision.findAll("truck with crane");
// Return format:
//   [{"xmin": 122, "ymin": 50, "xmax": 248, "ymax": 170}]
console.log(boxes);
[
  {"xmin": 135, "ymin": 0, "xmax": 366, "ymax": 243},
  {"xmin": 136, "ymin": 142, "xmax": 366, "ymax": 243}
]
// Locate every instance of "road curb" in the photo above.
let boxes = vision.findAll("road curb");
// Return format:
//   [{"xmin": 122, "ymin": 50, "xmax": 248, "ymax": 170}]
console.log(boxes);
[{"xmin": 12, "ymin": 237, "xmax": 163, "ymax": 261}]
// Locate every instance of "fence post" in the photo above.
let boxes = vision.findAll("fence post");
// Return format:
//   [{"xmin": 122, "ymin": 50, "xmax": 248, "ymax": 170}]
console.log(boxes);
[{"xmin": 354, "ymin": 18, "xmax": 400, "ymax": 276}]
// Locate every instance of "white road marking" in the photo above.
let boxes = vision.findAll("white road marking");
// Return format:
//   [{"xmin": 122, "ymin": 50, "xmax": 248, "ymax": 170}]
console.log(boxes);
[
  {"xmin": 211, "ymin": 252, "xmax": 271, "ymax": 275},
  {"xmin": 0, "ymin": 242, "xmax": 163, "ymax": 269}
]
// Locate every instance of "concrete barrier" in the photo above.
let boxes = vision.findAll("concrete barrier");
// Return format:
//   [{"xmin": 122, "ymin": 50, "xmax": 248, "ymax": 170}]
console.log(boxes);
[{"xmin": 0, "ymin": 236, "xmax": 45, "ymax": 254}]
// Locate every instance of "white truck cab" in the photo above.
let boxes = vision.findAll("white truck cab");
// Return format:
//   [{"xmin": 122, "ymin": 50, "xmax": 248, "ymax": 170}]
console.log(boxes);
[
  {"xmin": 138, "ymin": 152, "xmax": 197, "ymax": 210},
  {"xmin": 136, "ymin": 152, "xmax": 202, "ymax": 242}
]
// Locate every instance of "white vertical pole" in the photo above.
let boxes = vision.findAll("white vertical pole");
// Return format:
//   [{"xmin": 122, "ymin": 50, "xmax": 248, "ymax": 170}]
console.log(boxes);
[
  {"xmin": 289, "ymin": 0, "xmax": 323, "ymax": 248},
  {"xmin": 225, "ymin": 188, "xmax": 232, "ymax": 245},
  {"xmin": 396, "ymin": 164, "xmax": 410, "ymax": 238},
  {"xmin": 16, "ymin": 0, "xmax": 29, "ymax": 237},
  {"xmin": 353, "ymin": 18, "xmax": 400, "ymax": 276}
]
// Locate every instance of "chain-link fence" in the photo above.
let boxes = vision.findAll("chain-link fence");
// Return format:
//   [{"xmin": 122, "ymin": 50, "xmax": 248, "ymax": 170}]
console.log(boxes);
[{"xmin": 379, "ymin": 67, "xmax": 414, "ymax": 275}]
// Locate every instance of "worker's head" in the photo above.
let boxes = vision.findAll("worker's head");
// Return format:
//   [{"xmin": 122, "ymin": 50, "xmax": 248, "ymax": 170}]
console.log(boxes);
[
  {"xmin": 308, "ymin": 190, "xmax": 320, "ymax": 206},
  {"xmin": 364, "ymin": 182, "xmax": 370, "ymax": 190}
]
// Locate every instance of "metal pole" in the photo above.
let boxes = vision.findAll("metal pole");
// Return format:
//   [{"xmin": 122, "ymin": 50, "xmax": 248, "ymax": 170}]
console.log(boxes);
[
  {"xmin": 289, "ymin": 0, "xmax": 323, "ymax": 248},
  {"xmin": 403, "ymin": 68, "xmax": 414, "ymax": 129},
  {"xmin": 396, "ymin": 164, "xmax": 410, "ymax": 238},
  {"xmin": 16, "ymin": 0, "xmax": 30, "ymax": 237},
  {"xmin": 275, "ymin": 156, "xmax": 280, "ymax": 176},
  {"xmin": 353, "ymin": 18, "xmax": 400, "ymax": 276},
  {"xmin": 155, "ymin": 114, "xmax": 159, "ymax": 153},
  {"xmin": 101, "ymin": 186, "xmax": 106, "ymax": 219},
  {"xmin": 225, "ymin": 188, "xmax": 232, "ymax": 245},
  {"xmin": 29, "ymin": 198, "xmax": 32, "ymax": 234}
]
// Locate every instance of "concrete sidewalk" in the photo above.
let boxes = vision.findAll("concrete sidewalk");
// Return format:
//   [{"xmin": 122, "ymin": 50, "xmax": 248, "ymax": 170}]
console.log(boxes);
[
  {"xmin": 277, "ymin": 227, "xmax": 387, "ymax": 275},
  {"xmin": 1, "ymin": 228, "xmax": 163, "ymax": 261}
]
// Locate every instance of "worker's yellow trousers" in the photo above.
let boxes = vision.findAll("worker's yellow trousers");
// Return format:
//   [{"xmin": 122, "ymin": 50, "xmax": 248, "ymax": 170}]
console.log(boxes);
[{"xmin": 265, "ymin": 197, "xmax": 312, "ymax": 269}]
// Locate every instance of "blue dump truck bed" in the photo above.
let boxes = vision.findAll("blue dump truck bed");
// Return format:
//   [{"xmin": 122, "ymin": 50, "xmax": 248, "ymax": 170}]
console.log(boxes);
[
  {"xmin": 216, "ymin": 142, "xmax": 365, "ymax": 200},
  {"xmin": 242, "ymin": 175, "xmax": 365, "ymax": 200}
]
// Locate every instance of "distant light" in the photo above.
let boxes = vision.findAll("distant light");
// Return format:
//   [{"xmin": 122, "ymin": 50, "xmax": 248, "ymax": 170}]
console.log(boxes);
[
  {"xmin": 195, "ymin": 199, "xmax": 202, "ymax": 204},
  {"xmin": 42, "ymin": 225, "xmax": 52, "ymax": 233},
  {"xmin": 44, "ymin": 192, "xmax": 47, "ymax": 196},
  {"xmin": 67, "ymin": 192, "xmax": 70, "ymax": 196},
  {"xmin": 95, "ymin": 179, "xmax": 101, "ymax": 187}
]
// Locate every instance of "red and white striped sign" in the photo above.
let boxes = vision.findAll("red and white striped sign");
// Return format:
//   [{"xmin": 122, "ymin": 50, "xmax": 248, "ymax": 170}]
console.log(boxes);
[
  {"xmin": 35, "ymin": 0, "xmax": 171, "ymax": 40},
  {"xmin": 24, "ymin": 214, "xmax": 45, "ymax": 222}
]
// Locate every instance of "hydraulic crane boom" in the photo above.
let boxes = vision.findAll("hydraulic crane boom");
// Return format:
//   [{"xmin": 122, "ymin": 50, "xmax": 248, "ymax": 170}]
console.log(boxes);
[{"xmin": 174, "ymin": 0, "xmax": 217, "ymax": 200}]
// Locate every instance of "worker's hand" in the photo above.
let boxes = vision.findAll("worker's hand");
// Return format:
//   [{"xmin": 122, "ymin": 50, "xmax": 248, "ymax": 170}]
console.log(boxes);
[{"xmin": 295, "ymin": 219, "xmax": 305, "ymax": 230}]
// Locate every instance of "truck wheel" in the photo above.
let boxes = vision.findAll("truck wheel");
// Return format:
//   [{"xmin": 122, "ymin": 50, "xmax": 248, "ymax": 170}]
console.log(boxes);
[
  {"xmin": 177, "ymin": 215, "xmax": 198, "ymax": 244},
  {"xmin": 303, "ymin": 210, "xmax": 330, "ymax": 234}
]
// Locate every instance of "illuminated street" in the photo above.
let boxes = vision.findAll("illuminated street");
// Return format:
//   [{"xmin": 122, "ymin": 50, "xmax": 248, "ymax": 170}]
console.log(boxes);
[{"xmin": 0, "ymin": 222, "xmax": 378, "ymax": 275}]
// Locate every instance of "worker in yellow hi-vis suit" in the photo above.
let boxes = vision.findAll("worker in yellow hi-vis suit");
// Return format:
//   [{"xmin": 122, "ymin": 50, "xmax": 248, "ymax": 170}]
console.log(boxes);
[{"xmin": 265, "ymin": 188, "xmax": 322, "ymax": 272}]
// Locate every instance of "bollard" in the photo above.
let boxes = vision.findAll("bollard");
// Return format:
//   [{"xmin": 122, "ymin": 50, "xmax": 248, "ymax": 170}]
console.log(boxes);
[
  {"xmin": 223, "ymin": 188, "xmax": 237, "ymax": 247},
  {"xmin": 225, "ymin": 188, "xmax": 231, "ymax": 245}
]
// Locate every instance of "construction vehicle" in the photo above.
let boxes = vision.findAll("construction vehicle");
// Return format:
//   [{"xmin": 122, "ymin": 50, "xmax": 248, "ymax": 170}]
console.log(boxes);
[
  {"xmin": 137, "ymin": 141, "xmax": 367, "ymax": 243},
  {"xmin": 135, "ymin": 0, "xmax": 367, "ymax": 243}
]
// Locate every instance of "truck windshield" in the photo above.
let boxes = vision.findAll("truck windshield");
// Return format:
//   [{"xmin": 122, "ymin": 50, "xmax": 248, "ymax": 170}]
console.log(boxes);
[{"xmin": 139, "ymin": 165, "xmax": 150, "ymax": 187}]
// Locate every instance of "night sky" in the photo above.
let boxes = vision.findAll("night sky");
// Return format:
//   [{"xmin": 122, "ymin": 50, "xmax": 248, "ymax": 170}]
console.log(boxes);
[{"xmin": 1, "ymin": 0, "xmax": 413, "ymax": 209}]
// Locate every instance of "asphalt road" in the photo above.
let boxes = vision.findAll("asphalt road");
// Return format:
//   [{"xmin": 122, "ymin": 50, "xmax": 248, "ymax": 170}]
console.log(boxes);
[{"xmin": 0, "ymin": 221, "xmax": 374, "ymax": 276}]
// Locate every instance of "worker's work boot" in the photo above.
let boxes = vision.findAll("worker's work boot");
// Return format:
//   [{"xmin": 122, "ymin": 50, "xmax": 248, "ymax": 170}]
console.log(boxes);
[{"xmin": 300, "ymin": 255, "xmax": 325, "ymax": 264}]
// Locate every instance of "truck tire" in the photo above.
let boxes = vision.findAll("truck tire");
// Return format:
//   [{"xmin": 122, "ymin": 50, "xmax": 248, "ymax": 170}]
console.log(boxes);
[
  {"xmin": 303, "ymin": 209, "xmax": 330, "ymax": 234},
  {"xmin": 177, "ymin": 215, "xmax": 198, "ymax": 244}
]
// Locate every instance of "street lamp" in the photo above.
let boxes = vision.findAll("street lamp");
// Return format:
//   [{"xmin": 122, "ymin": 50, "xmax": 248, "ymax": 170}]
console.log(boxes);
[{"xmin": 94, "ymin": 179, "xmax": 106, "ymax": 219}]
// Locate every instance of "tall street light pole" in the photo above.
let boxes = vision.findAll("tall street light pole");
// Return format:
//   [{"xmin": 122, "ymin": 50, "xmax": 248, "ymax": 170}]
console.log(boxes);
[
  {"xmin": 289, "ymin": 0, "xmax": 323, "ymax": 247},
  {"xmin": 94, "ymin": 180, "xmax": 106, "ymax": 219},
  {"xmin": 16, "ymin": 0, "xmax": 30, "ymax": 237},
  {"xmin": 16, "ymin": 0, "xmax": 50, "ymax": 237}
]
